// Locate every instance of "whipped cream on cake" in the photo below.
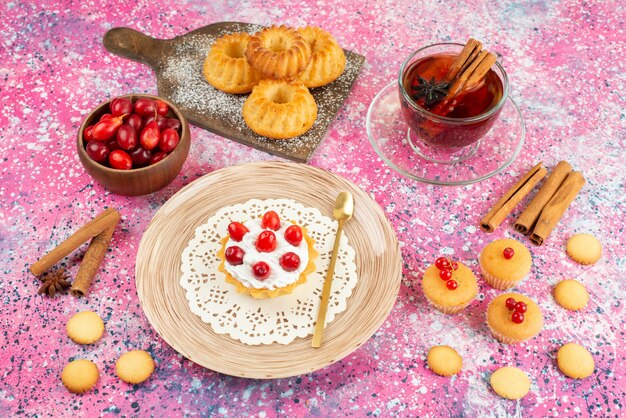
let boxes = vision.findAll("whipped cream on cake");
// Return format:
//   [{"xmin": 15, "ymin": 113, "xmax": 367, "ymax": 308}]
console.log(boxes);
[{"xmin": 222, "ymin": 217, "xmax": 310, "ymax": 290}]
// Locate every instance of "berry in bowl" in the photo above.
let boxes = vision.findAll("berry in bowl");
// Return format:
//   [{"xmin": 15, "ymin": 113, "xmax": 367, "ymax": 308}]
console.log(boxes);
[
  {"xmin": 398, "ymin": 39, "xmax": 509, "ymax": 163},
  {"xmin": 77, "ymin": 94, "xmax": 190, "ymax": 195}
]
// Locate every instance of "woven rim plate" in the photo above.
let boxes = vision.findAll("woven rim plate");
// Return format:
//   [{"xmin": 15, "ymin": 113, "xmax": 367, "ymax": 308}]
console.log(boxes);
[{"xmin": 136, "ymin": 161, "xmax": 402, "ymax": 378}]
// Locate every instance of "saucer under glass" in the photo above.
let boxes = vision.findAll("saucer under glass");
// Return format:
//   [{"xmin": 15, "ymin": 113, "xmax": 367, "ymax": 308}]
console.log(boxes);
[{"xmin": 366, "ymin": 81, "xmax": 525, "ymax": 186}]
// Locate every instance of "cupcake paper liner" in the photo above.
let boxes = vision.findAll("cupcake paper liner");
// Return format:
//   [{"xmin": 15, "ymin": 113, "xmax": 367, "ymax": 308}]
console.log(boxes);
[
  {"xmin": 487, "ymin": 322, "xmax": 525, "ymax": 345},
  {"xmin": 426, "ymin": 297, "xmax": 471, "ymax": 314},
  {"xmin": 479, "ymin": 258, "xmax": 521, "ymax": 290}
]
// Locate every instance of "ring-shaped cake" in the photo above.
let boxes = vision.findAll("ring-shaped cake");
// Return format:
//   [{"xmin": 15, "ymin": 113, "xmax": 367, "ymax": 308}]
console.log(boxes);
[
  {"xmin": 242, "ymin": 79, "xmax": 318, "ymax": 139},
  {"xmin": 203, "ymin": 32, "xmax": 263, "ymax": 94},
  {"xmin": 298, "ymin": 26, "xmax": 346, "ymax": 88},
  {"xmin": 245, "ymin": 25, "xmax": 312, "ymax": 80}
]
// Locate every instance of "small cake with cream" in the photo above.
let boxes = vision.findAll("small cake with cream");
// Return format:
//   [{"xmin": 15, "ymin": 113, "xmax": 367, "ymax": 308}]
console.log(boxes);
[{"xmin": 217, "ymin": 210, "xmax": 318, "ymax": 298}]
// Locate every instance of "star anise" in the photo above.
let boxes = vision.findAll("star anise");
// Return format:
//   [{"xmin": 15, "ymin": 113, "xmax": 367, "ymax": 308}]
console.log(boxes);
[
  {"xmin": 37, "ymin": 268, "xmax": 72, "ymax": 297},
  {"xmin": 411, "ymin": 76, "xmax": 449, "ymax": 107}
]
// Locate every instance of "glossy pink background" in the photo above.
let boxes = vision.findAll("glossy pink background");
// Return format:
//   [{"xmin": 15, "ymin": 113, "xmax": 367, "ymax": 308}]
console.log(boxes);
[{"xmin": 1, "ymin": 0, "xmax": 624, "ymax": 416}]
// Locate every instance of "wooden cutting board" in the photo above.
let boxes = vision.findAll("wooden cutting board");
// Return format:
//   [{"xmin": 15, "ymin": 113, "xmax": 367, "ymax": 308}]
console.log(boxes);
[{"xmin": 103, "ymin": 22, "xmax": 365, "ymax": 162}]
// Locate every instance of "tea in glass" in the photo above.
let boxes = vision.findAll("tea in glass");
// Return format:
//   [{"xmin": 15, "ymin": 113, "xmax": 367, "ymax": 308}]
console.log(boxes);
[{"xmin": 398, "ymin": 43, "xmax": 509, "ymax": 154}]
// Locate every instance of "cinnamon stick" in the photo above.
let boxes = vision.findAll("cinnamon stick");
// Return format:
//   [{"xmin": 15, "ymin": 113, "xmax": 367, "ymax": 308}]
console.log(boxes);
[
  {"xmin": 446, "ymin": 38, "xmax": 482, "ymax": 81},
  {"xmin": 30, "ymin": 208, "xmax": 120, "ymax": 276},
  {"xmin": 465, "ymin": 52, "xmax": 498, "ymax": 90},
  {"xmin": 480, "ymin": 163, "xmax": 547, "ymax": 233},
  {"xmin": 433, "ymin": 45, "xmax": 497, "ymax": 117},
  {"xmin": 514, "ymin": 161, "xmax": 572, "ymax": 235},
  {"xmin": 71, "ymin": 223, "xmax": 118, "ymax": 297},
  {"xmin": 447, "ymin": 50, "xmax": 492, "ymax": 98},
  {"xmin": 530, "ymin": 171, "xmax": 586, "ymax": 246}
]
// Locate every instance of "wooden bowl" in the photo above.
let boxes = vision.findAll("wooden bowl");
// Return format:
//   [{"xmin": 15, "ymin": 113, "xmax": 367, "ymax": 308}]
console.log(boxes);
[{"xmin": 76, "ymin": 94, "xmax": 190, "ymax": 196}]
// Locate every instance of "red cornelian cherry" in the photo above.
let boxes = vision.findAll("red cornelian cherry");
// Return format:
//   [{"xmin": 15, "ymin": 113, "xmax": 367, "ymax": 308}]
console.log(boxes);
[
  {"xmin": 140, "ymin": 120, "xmax": 160, "ymax": 150},
  {"xmin": 163, "ymin": 118, "xmax": 181, "ymax": 131},
  {"xmin": 446, "ymin": 279, "xmax": 458, "ymax": 290},
  {"xmin": 514, "ymin": 301, "xmax": 527, "ymax": 313},
  {"xmin": 159, "ymin": 128, "xmax": 179, "ymax": 153},
  {"xmin": 116, "ymin": 124, "xmax": 137, "ymax": 150},
  {"xmin": 85, "ymin": 140, "xmax": 109, "ymax": 163},
  {"xmin": 84, "ymin": 125, "xmax": 95, "ymax": 142},
  {"xmin": 261, "ymin": 211, "xmax": 281, "ymax": 230},
  {"xmin": 503, "ymin": 247, "xmax": 515, "ymax": 259},
  {"xmin": 280, "ymin": 252, "xmax": 301, "ymax": 272},
  {"xmin": 284, "ymin": 225, "xmax": 303, "ymax": 246},
  {"xmin": 225, "ymin": 246, "xmax": 245, "ymax": 265},
  {"xmin": 107, "ymin": 138, "xmax": 121, "ymax": 151},
  {"xmin": 155, "ymin": 99, "xmax": 170, "ymax": 116},
  {"xmin": 134, "ymin": 98, "xmax": 157, "ymax": 116},
  {"xmin": 149, "ymin": 151, "xmax": 168, "ymax": 165},
  {"xmin": 129, "ymin": 146, "xmax": 152, "ymax": 167},
  {"xmin": 449, "ymin": 261, "xmax": 459, "ymax": 271},
  {"xmin": 252, "ymin": 261, "xmax": 270, "ymax": 280},
  {"xmin": 435, "ymin": 257, "xmax": 450, "ymax": 270},
  {"xmin": 108, "ymin": 149, "xmax": 132, "ymax": 170},
  {"xmin": 125, "ymin": 113, "xmax": 144, "ymax": 132},
  {"xmin": 439, "ymin": 269, "xmax": 452, "ymax": 281},
  {"xmin": 93, "ymin": 115, "xmax": 124, "ymax": 141},
  {"xmin": 144, "ymin": 113, "xmax": 167, "ymax": 130},
  {"xmin": 511, "ymin": 311, "xmax": 525, "ymax": 324},
  {"xmin": 256, "ymin": 230, "xmax": 277, "ymax": 252},
  {"xmin": 110, "ymin": 97, "xmax": 133, "ymax": 116},
  {"xmin": 505, "ymin": 297, "xmax": 517, "ymax": 310},
  {"xmin": 227, "ymin": 221, "xmax": 249, "ymax": 241}
]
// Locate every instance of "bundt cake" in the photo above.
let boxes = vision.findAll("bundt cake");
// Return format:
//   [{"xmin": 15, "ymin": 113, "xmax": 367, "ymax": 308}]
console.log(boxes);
[
  {"xmin": 298, "ymin": 26, "xmax": 346, "ymax": 88},
  {"xmin": 203, "ymin": 32, "xmax": 263, "ymax": 94},
  {"xmin": 245, "ymin": 25, "xmax": 311, "ymax": 80},
  {"xmin": 242, "ymin": 79, "xmax": 318, "ymax": 139}
]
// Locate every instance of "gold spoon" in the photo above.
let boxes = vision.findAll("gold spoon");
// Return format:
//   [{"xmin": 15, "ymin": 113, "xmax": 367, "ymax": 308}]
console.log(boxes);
[{"xmin": 312, "ymin": 191, "xmax": 354, "ymax": 348}]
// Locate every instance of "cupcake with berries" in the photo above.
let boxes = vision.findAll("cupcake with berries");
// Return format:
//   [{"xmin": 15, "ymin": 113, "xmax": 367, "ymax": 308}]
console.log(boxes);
[
  {"xmin": 479, "ymin": 239, "xmax": 532, "ymax": 290},
  {"xmin": 486, "ymin": 293, "xmax": 543, "ymax": 344},
  {"xmin": 422, "ymin": 257, "xmax": 478, "ymax": 314},
  {"xmin": 217, "ymin": 210, "xmax": 318, "ymax": 299}
]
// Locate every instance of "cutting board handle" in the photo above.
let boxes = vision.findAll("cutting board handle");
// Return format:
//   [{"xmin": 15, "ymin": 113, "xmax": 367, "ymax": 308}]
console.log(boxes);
[{"xmin": 103, "ymin": 27, "xmax": 164, "ymax": 67}]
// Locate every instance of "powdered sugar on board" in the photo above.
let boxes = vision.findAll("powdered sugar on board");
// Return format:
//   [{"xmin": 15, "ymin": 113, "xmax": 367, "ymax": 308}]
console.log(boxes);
[
  {"xmin": 160, "ymin": 31, "xmax": 253, "ymax": 124},
  {"xmin": 150, "ymin": 22, "xmax": 365, "ymax": 162}
]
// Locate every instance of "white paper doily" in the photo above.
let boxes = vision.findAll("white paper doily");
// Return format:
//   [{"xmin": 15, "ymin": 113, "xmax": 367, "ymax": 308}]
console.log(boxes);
[{"xmin": 180, "ymin": 198, "xmax": 358, "ymax": 345}]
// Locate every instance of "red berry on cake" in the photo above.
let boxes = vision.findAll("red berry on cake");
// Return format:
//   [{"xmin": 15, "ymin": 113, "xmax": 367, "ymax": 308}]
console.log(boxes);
[
  {"xmin": 503, "ymin": 247, "xmax": 515, "ymax": 259},
  {"xmin": 439, "ymin": 269, "xmax": 452, "ymax": 281},
  {"xmin": 225, "ymin": 246, "xmax": 245, "ymax": 265},
  {"xmin": 284, "ymin": 225, "xmax": 303, "ymax": 246},
  {"xmin": 280, "ymin": 252, "xmax": 301, "ymax": 272},
  {"xmin": 228, "ymin": 221, "xmax": 249, "ymax": 241},
  {"xmin": 448, "ymin": 261, "xmax": 459, "ymax": 271},
  {"xmin": 446, "ymin": 279, "xmax": 458, "ymax": 290},
  {"xmin": 252, "ymin": 261, "xmax": 270, "ymax": 280},
  {"xmin": 511, "ymin": 311, "xmax": 525, "ymax": 324},
  {"xmin": 505, "ymin": 297, "xmax": 517, "ymax": 310},
  {"xmin": 218, "ymin": 207, "xmax": 319, "ymax": 299},
  {"xmin": 261, "ymin": 211, "xmax": 281, "ymax": 230},
  {"xmin": 514, "ymin": 301, "xmax": 527, "ymax": 313},
  {"xmin": 435, "ymin": 257, "xmax": 450, "ymax": 270},
  {"xmin": 255, "ymin": 230, "xmax": 277, "ymax": 252}
]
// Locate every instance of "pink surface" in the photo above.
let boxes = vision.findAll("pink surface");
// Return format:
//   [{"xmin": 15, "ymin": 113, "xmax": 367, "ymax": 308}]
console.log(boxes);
[{"xmin": 1, "ymin": 1, "xmax": 625, "ymax": 416}]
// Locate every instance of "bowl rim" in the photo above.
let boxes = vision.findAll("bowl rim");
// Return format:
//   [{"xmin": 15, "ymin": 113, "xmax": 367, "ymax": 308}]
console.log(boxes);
[
  {"xmin": 397, "ymin": 42, "xmax": 510, "ymax": 124},
  {"xmin": 76, "ymin": 93, "xmax": 189, "ymax": 174}
]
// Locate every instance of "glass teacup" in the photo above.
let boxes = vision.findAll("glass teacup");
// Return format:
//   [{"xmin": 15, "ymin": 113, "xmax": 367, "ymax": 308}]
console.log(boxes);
[{"xmin": 398, "ymin": 43, "xmax": 509, "ymax": 163}]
